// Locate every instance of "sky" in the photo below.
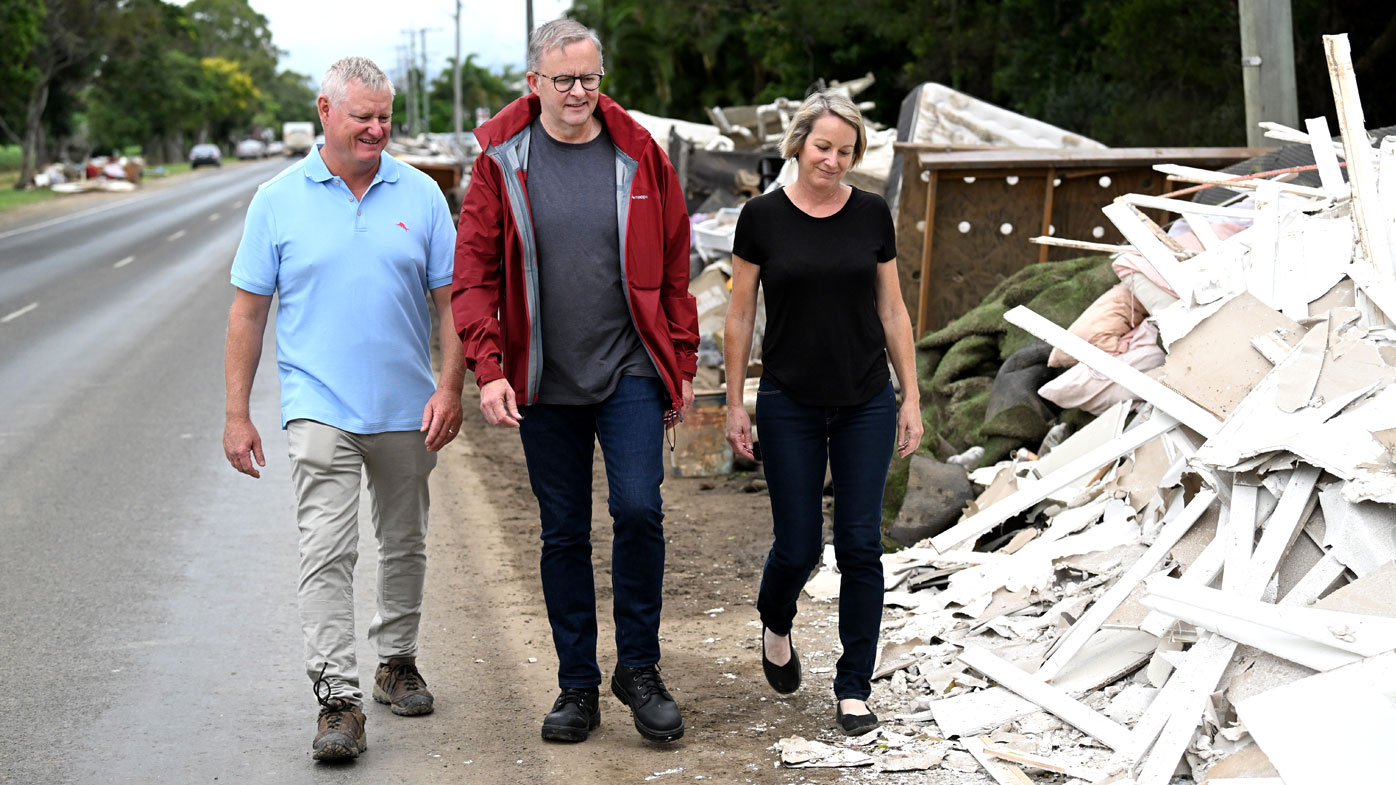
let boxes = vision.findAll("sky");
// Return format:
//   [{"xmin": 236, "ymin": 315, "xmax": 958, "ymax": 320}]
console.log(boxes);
[{"xmin": 245, "ymin": 0, "xmax": 575, "ymax": 85}]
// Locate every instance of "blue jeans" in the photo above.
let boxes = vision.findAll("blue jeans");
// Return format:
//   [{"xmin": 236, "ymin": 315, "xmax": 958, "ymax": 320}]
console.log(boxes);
[
  {"xmin": 755, "ymin": 379, "xmax": 894, "ymax": 701},
  {"xmin": 518, "ymin": 375, "xmax": 669, "ymax": 689}
]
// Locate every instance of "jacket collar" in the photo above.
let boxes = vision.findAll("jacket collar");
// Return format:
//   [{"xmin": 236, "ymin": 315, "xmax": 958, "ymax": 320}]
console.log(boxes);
[{"xmin": 475, "ymin": 92, "xmax": 652, "ymax": 158}]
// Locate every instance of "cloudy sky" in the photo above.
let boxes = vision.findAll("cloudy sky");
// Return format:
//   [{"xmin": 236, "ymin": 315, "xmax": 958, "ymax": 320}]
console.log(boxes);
[{"xmin": 247, "ymin": 0, "xmax": 575, "ymax": 83}]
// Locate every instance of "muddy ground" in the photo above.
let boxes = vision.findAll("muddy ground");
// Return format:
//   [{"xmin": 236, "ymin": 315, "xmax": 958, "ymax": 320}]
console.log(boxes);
[{"xmin": 391, "ymin": 384, "xmax": 988, "ymax": 785}]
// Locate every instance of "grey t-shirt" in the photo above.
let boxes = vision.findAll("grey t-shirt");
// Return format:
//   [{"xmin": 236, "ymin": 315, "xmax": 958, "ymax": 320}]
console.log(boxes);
[{"xmin": 528, "ymin": 118, "xmax": 656, "ymax": 405}]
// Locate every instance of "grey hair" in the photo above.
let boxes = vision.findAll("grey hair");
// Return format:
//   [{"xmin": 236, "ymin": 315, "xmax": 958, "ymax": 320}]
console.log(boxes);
[
  {"xmin": 779, "ymin": 89, "xmax": 867, "ymax": 167},
  {"xmin": 321, "ymin": 56, "xmax": 395, "ymax": 106},
  {"xmin": 527, "ymin": 18, "xmax": 604, "ymax": 72}
]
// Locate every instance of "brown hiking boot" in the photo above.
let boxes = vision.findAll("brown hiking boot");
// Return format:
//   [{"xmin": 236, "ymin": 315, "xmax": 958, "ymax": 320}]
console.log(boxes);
[
  {"xmin": 373, "ymin": 659, "xmax": 434, "ymax": 716},
  {"xmin": 312, "ymin": 699, "xmax": 367, "ymax": 761}
]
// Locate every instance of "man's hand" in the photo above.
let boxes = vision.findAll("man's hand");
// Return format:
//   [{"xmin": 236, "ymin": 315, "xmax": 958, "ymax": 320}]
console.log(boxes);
[
  {"xmin": 479, "ymin": 378, "xmax": 522, "ymax": 427},
  {"xmin": 421, "ymin": 388, "xmax": 465, "ymax": 451},
  {"xmin": 681, "ymin": 379, "xmax": 694, "ymax": 420},
  {"xmin": 224, "ymin": 417, "xmax": 265, "ymax": 478}
]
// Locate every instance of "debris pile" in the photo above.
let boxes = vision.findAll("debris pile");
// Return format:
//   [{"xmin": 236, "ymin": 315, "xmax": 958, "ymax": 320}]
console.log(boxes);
[{"xmin": 790, "ymin": 33, "xmax": 1396, "ymax": 785}]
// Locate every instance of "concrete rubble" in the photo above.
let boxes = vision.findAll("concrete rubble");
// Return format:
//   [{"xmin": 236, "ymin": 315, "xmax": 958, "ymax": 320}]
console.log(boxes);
[{"xmin": 783, "ymin": 34, "xmax": 1396, "ymax": 785}]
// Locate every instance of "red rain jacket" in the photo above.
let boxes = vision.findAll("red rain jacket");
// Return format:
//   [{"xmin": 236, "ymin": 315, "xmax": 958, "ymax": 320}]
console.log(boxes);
[{"xmin": 452, "ymin": 93, "xmax": 698, "ymax": 411}]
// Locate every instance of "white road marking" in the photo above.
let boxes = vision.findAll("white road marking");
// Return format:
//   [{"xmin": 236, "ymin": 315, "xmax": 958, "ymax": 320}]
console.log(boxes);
[
  {"xmin": 2, "ymin": 302, "xmax": 38, "ymax": 323},
  {"xmin": 167, "ymin": 229, "xmax": 186, "ymax": 241},
  {"xmin": 232, "ymin": 200, "xmax": 244, "ymax": 209},
  {"xmin": 0, "ymin": 191, "xmax": 159, "ymax": 241},
  {"xmin": 114, "ymin": 255, "xmax": 135, "ymax": 268},
  {"xmin": 208, "ymin": 212, "xmax": 220, "ymax": 221}
]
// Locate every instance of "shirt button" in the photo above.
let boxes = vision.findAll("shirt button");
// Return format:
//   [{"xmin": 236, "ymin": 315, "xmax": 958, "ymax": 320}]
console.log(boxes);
[
  {"xmin": 357, "ymin": 211, "xmax": 362, "ymax": 216},
  {"xmin": 347, "ymin": 196, "xmax": 353, "ymax": 202}
]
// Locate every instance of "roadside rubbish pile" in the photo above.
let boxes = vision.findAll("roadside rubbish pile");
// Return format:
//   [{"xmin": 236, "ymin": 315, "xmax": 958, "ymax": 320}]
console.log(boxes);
[{"xmin": 780, "ymin": 33, "xmax": 1396, "ymax": 785}]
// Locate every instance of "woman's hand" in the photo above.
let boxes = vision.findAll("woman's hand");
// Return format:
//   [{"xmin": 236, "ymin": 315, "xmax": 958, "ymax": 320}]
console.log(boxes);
[
  {"xmin": 726, "ymin": 406, "xmax": 756, "ymax": 461},
  {"xmin": 895, "ymin": 396, "xmax": 924, "ymax": 458}
]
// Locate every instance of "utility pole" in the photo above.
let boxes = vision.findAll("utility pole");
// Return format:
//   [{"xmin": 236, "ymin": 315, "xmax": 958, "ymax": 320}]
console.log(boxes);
[
  {"xmin": 526, "ymin": 0, "xmax": 534, "ymax": 65},
  {"xmin": 404, "ymin": 33, "xmax": 417, "ymax": 135},
  {"xmin": 453, "ymin": 0, "xmax": 463, "ymax": 143},
  {"xmin": 419, "ymin": 27, "xmax": 431, "ymax": 134},
  {"xmin": 1238, "ymin": 0, "xmax": 1298, "ymax": 147}
]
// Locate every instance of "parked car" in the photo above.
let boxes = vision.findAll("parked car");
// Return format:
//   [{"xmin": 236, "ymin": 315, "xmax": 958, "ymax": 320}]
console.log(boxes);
[
  {"xmin": 189, "ymin": 143, "xmax": 222, "ymax": 168},
  {"xmin": 265, "ymin": 140, "xmax": 286, "ymax": 156},
  {"xmin": 235, "ymin": 139, "xmax": 266, "ymax": 160}
]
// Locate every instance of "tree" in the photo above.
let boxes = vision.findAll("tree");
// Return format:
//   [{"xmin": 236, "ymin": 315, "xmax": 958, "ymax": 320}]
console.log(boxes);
[
  {"xmin": 86, "ymin": 0, "xmax": 204, "ymax": 161},
  {"xmin": 14, "ymin": 0, "xmax": 118, "ymax": 187},
  {"xmin": 0, "ymin": 0, "xmax": 44, "ymax": 147},
  {"xmin": 421, "ymin": 56, "xmax": 518, "ymax": 133},
  {"xmin": 184, "ymin": 0, "xmax": 280, "ymax": 87}
]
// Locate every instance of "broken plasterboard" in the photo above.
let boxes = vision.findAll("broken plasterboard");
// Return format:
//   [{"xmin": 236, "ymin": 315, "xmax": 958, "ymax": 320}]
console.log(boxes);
[
  {"xmin": 1153, "ymin": 293, "xmax": 1303, "ymax": 419},
  {"xmin": 1236, "ymin": 650, "xmax": 1396, "ymax": 785},
  {"xmin": 930, "ymin": 628, "xmax": 1157, "ymax": 737}
]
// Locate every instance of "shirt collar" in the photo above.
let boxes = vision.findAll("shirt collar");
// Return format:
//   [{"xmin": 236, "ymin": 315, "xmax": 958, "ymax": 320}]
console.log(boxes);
[{"xmin": 304, "ymin": 145, "xmax": 400, "ymax": 185}]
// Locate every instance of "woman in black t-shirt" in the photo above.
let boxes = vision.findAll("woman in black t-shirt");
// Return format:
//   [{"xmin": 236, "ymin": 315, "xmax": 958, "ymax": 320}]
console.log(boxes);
[{"xmin": 724, "ymin": 89, "xmax": 923, "ymax": 736}]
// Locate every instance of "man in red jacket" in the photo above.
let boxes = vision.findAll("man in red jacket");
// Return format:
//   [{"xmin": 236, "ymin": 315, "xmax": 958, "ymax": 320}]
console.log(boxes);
[{"xmin": 452, "ymin": 18, "xmax": 698, "ymax": 744}]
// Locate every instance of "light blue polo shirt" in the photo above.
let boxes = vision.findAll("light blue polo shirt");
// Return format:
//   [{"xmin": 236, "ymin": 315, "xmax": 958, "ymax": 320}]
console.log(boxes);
[{"xmin": 231, "ymin": 146, "xmax": 455, "ymax": 433}]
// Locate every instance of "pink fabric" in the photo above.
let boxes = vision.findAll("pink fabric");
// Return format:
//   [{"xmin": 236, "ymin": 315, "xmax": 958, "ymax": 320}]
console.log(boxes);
[
  {"xmin": 1038, "ymin": 321, "xmax": 1165, "ymax": 414},
  {"xmin": 1048, "ymin": 283, "xmax": 1148, "ymax": 368}
]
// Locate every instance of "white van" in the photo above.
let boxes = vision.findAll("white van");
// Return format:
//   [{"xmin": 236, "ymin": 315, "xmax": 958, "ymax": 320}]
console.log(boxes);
[{"xmin": 282, "ymin": 122, "xmax": 316, "ymax": 156}]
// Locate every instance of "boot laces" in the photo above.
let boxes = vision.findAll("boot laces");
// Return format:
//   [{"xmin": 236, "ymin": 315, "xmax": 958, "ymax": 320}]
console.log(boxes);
[
  {"xmin": 555, "ymin": 687, "xmax": 594, "ymax": 709},
  {"xmin": 385, "ymin": 661, "xmax": 426, "ymax": 691},
  {"xmin": 629, "ymin": 665, "xmax": 671, "ymax": 702},
  {"xmin": 313, "ymin": 662, "xmax": 351, "ymax": 716}
]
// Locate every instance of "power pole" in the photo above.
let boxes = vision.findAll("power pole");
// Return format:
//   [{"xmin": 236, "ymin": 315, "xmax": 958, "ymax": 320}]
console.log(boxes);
[
  {"xmin": 526, "ymin": 0, "xmax": 534, "ymax": 65},
  {"xmin": 1238, "ymin": 0, "xmax": 1298, "ymax": 147},
  {"xmin": 453, "ymin": 0, "xmax": 463, "ymax": 143},
  {"xmin": 404, "ymin": 33, "xmax": 417, "ymax": 135},
  {"xmin": 419, "ymin": 27, "xmax": 431, "ymax": 134}
]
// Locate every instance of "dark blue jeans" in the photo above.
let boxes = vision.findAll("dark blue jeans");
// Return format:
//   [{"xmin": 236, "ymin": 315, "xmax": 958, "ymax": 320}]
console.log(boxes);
[
  {"xmin": 517, "ymin": 375, "xmax": 669, "ymax": 689},
  {"xmin": 755, "ymin": 378, "xmax": 894, "ymax": 701}
]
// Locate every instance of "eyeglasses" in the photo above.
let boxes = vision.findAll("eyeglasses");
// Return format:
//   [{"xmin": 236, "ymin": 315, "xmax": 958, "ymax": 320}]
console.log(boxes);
[{"xmin": 534, "ymin": 72, "xmax": 603, "ymax": 92}]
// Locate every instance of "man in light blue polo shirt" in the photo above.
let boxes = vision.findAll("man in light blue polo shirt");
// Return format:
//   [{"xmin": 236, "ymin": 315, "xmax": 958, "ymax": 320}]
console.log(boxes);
[{"xmin": 222, "ymin": 56, "xmax": 462, "ymax": 763}]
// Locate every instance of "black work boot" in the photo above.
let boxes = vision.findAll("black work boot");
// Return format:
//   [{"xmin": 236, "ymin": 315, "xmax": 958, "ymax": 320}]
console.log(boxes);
[
  {"xmin": 541, "ymin": 687, "xmax": 601, "ymax": 742},
  {"xmin": 610, "ymin": 664, "xmax": 684, "ymax": 742}
]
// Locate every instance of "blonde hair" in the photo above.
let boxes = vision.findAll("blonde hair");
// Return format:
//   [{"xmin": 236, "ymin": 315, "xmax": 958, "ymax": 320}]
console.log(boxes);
[{"xmin": 779, "ymin": 89, "xmax": 867, "ymax": 167}]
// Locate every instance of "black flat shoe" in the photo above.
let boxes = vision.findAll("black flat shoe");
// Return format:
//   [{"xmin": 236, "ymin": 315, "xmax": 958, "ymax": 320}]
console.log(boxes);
[
  {"xmin": 835, "ymin": 704, "xmax": 879, "ymax": 736},
  {"xmin": 541, "ymin": 687, "xmax": 600, "ymax": 742},
  {"xmin": 761, "ymin": 627, "xmax": 801, "ymax": 694}
]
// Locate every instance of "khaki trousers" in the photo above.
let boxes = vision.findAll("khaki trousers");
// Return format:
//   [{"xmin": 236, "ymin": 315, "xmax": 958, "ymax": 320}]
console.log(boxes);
[{"xmin": 287, "ymin": 419, "xmax": 436, "ymax": 705}]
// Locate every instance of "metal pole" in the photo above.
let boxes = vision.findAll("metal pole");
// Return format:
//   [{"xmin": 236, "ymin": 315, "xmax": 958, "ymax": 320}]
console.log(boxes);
[
  {"xmin": 526, "ymin": 0, "xmax": 534, "ymax": 65},
  {"xmin": 453, "ymin": 0, "xmax": 463, "ymax": 142},
  {"xmin": 1239, "ymin": 0, "xmax": 1298, "ymax": 147}
]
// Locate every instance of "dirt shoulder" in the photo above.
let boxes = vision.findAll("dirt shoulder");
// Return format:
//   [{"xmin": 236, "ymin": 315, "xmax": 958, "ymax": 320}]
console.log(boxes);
[{"xmin": 410, "ymin": 385, "xmax": 981, "ymax": 785}]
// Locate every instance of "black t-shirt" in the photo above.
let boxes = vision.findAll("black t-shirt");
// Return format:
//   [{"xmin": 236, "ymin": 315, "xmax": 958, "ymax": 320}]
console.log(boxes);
[
  {"xmin": 528, "ymin": 117, "xmax": 655, "ymax": 405},
  {"xmin": 732, "ymin": 186, "xmax": 897, "ymax": 407}
]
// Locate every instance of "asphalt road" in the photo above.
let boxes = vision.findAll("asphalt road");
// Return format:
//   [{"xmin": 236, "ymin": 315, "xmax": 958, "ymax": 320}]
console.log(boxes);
[{"xmin": 0, "ymin": 159, "xmax": 384, "ymax": 783}]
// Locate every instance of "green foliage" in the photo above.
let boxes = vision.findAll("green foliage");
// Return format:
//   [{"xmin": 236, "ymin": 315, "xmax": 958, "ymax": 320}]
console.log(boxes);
[
  {"xmin": 568, "ymin": 0, "xmax": 1396, "ymax": 147},
  {"xmin": 420, "ymin": 56, "xmax": 521, "ymax": 133},
  {"xmin": 0, "ymin": 0, "xmax": 45, "ymax": 138}
]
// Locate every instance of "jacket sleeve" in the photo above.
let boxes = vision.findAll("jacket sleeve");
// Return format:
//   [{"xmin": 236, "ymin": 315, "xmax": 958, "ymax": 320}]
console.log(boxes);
[
  {"xmin": 656, "ymin": 148, "xmax": 699, "ymax": 381},
  {"xmin": 452, "ymin": 152, "xmax": 508, "ymax": 388}
]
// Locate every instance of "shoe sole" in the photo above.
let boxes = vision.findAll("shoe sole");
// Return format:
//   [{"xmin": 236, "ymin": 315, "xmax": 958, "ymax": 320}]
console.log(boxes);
[
  {"xmin": 312, "ymin": 734, "xmax": 367, "ymax": 761},
  {"xmin": 373, "ymin": 686, "xmax": 434, "ymax": 716},
  {"xmin": 610, "ymin": 679, "xmax": 685, "ymax": 743},
  {"xmin": 541, "ymin": 714, "xmax": 600, "ymax": 743}
]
